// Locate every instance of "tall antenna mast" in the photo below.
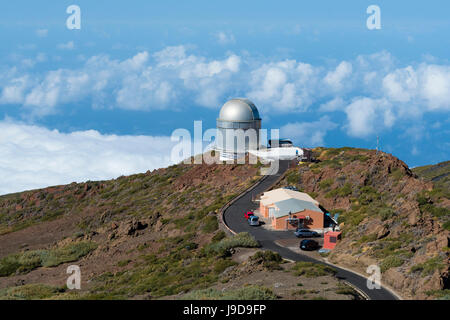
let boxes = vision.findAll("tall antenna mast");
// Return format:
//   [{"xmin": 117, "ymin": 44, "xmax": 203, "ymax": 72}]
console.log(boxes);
[{"xmin": 376, "ymin": 135, "xmax": 379, "ymax": 155}]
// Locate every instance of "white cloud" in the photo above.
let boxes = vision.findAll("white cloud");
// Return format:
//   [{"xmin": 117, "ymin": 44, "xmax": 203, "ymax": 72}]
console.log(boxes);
[
  {"xmin": 36, "ymin": 53, "xmax": 47, "ymax": 63},
  {"xmin": 420, "ymin": 64, "xmax": 450, "ymax": 110},
  {"xmin": 280, "ymin": 116, "xmax": 337, "ymax": 147},
  {"xmin": 57, "ymin": 41, "xmax": 75, "ymax": 50},
  {"xmin": 0, "ymin": 76, "xmax": 29, "ymax": 104},
  {"xmin": 292, "ymin": 24, "xmax": 302, "ymax": 35},
  {"xmin": 214, "ymin": 31, "xmax": 235, "ymax": 45},
  {"xmin": 344, "ymin": 98, "xmax": 393, "ymax": 137},
  {"xmin": 324, "ymin": 61, "xmax": 352, "ymax": 91},
  {"xmin": 1, "ymin": 48, "xmax": 449, "ymax": 138},
  {"xmin": 382, "ymin": 66, "xmax": 418, "ymax": 102},
  {"xmin": 0, "ymin": 47, "xmax": 243, "ymax": 114},
  {"xmin": 247, "ymin": 60, "xmax": 319, "ymax": 112},
  {"xmin": 319, "ymin": 97, "xmax": 345, "ymax": 112},
  {"xmin": 0, "ymin": 120, "xmax": 176, "ymax": 195},
  {"xmin": 384, "ymin": 64, "xmax": 450, "ymax": 111},
  {"xmin": 36, "ymin": 29, "xmax": 48, "ymax": 38}
]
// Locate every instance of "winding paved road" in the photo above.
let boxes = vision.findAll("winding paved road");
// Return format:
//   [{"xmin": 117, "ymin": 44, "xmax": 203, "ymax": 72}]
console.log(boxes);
[{"xmin": 223, "ymin": 160, "xmax": 398, "ymax": 300}]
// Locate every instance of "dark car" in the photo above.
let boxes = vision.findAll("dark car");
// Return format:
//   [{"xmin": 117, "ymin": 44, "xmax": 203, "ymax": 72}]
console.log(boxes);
[
  {"xmin": 248, "ymin": 215, "xmax": 259, "ymax": 226},
  {"xmin": 300, "ymin": 239, "xmax": 320, "ymax": 251},
  {"xmin": 294, "ymin": 228, "xmax": 320, "ymax": 238}
]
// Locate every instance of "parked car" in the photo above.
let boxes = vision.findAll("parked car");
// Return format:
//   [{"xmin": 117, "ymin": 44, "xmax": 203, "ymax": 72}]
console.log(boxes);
[
  {"xmin": 248, "ymin": 215, "xmax": 259, "ymax": 226},
  {"xmin": 294, "ymin": 228, "xmax": 320, "ymax": 238},
  {"xmin": 300, "ymin": 239, "xmax": 320, "ymax": 251},
  {"xmin": 244, "ymin": 211, "xmax": 254, "ymax": 219},
  {"xmin": 283, "ymin": 186, "xmax": 298, "ymax": 191}
]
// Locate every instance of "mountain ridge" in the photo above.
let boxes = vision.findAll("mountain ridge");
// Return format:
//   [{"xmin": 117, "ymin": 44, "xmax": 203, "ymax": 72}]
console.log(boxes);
[
  {"xmin": 0, "ymin": 148, "xmax": 448, "ymax": 299},
  {"xmin": 276, "ymin": 147, "xmax": 449, "ymax": 299}
]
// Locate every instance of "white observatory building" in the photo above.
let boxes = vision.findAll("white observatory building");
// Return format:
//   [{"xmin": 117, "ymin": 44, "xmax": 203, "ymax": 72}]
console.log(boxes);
[
  {"xmin": 215, "ymin": 98, "xmax": 261, "ymax": 160},
  {"xmin": 215, "ymin": 97, "xmax": 307, "ymax": 162}
]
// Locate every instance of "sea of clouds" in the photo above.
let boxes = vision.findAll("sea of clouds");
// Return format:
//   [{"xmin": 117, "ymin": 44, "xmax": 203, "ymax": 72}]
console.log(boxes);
[{"xmin": 0, "ymin": 46, "xmax": 449, "ymax": 194}]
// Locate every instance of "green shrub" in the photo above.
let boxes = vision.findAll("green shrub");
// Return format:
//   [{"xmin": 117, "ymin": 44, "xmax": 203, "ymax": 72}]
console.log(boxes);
[
  {"xmin": 213, "ymin": 259, "xmax": 237, "ymax": 274},
  {"xmin": 357, "ymin": 234, "xmax": 378, "ymax": 244},
  {"xmin": 372, "ymin": 240, "xmax": 402, "ymax": 259},
  {"xmin": 335, "ymin": 283, "xmax": 355, "ymax": 295},
  {"xmin": 380, "ymin": 255, "xmax": 405, "ymax": 272},
  {"xmin": 421, "ymin": 204, "xmax": 450, "ymax": 218},
  {"xmin": 211, "ymin": 231, "xmax": 226, "ymax": 242},
  {"xmin": 250, "ymin": 250, "xmax": 283, "ymax": 270},
  {"xmin": 293, "ymin": 289, "xmax": 307, "ymax": 295},
  {"xmin": 425, "ymin": 289, "xmax": 450, "ymax": 300},
  {"xmin": 390, "ymin": 168, "xmax": 404, "ymax": 181},
  {"xmin": 410, "ymin": 256, "xmax": 445, "ymax": 276},
  {"xmin": 286, "ymin": 171, "xmax": 300, "ymax": 185},
  {"xmin": 291, "ymin": 262, "xmax": 336, "ymax": 277},
  {"xmin": 335, "ymin": 283, "xmax": 360, "ymax": 299},
  {"xmin": 416, "ymin": 193, "xmax": 429, "ymax": 206},
  {"xmin": 117, "ymin": 259, "xmax": 131, "ymax": 267},
  {"xmin": 326, "ymin": 183, "xmax": 352, "ymax": 198},
  {"xmin": 202, "ymin": 215, "xmax": 218, "ymax": 233},
  {"xmin": 41, "ymin": 241, "xmax": 98, "ymax": 267},
  {"xmin": 0, "ymin": 284, "xmax": 64, "ymax": 300},
  {"xmin": 341, "ymin": 210, "xmax": 366, "ymax": 227},
  {"xmin": 358, "ymin": 186, "xmax": 380, "ymax": 205},
  {"xmin": 182, "ymin": 285, "xmax": 277, "ymax": 300},
  {"xmin": 379, "ymin": 207, "xmax": 396, "ymax": 221},
  {"xmin": 319, "ymin": 179, "xmax": 334, "ymax": 190},
  {"xmin": 325, "ymin": 148, "xmax": 341, "ymax": 157},
  {"xmin": 308, "ymin": 191, "xmax": 319, "ymax": 199},
  {"xmin": 0, "ymin": 241, "xmax": 97, "ymax": 277},
  {"xmin": 443, "ymin": 220, "xmax": 450, "ymax": 231},
  {"xmin": 0, "ymin": 255, "xmax": 22, "ymax": 277},
  {"xmin": 204, "ymin": 232, "xmax": 259, "ymax": 257}
]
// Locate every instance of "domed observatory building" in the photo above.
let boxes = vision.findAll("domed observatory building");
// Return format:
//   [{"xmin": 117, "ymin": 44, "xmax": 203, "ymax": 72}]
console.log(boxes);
[{"xmin": 216, "ymin": 98, "xmax": 261, "ymax": 161}]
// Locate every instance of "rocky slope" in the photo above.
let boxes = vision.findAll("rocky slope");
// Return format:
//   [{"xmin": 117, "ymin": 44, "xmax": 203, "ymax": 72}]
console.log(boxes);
[
  {"xmin": 0, "ymin": 161, "xmax": 259, "ymax": 298},
  {"xmin": 0, "ymin": 159, "xmax": 356, "ymax": 300},
  {"xmin": 278, "ymin": 148, "xmax": 449, "ymax": 299}
]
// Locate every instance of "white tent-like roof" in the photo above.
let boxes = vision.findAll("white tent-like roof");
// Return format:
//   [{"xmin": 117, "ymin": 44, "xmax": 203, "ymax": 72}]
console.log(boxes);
[
  {"xmin": 248, "ymin": 147, "xmax": 303, "ymax": 161},
  {"xmin": 260, "ymin": 188, "xmax": 319, "ymax": 207}
]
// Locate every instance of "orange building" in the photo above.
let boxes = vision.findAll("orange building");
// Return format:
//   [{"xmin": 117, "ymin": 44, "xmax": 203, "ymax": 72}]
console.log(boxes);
[
  {"xmin": 323, "ymin": 231, "xmax": 342, "ymax": 250},
  {"xmin": 259, "ymin": 188, "xmax": 319, "ymax": 219},
  {"xmin": 265, "ymin": 197, "xmax": 324, "ymax": 231}
]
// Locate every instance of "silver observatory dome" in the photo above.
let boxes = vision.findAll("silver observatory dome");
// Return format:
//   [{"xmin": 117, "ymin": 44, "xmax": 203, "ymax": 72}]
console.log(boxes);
[
  {"xmin": 218, "ymin": 98, "xmax": 261, "ymax": 122},
  {"xmin": 216, "ymin": 98, "xmax": 261, "ymax": 160}
]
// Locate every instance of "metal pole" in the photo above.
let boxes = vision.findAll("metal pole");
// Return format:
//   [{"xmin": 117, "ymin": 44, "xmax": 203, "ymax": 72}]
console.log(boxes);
[{"xmin": 376, "ymin": 136, "xmax": 379, "ymax": 155}]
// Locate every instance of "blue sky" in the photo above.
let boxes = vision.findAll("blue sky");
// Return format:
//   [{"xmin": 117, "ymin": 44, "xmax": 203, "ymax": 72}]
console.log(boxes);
[{"xmin": 0, "ymin": 0, "xmax": 449, "ymax": 194}]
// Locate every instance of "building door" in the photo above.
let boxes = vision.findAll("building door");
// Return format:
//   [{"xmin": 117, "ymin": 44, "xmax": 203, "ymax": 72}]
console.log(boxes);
[{"xmin": 268, "ymin": 207, "xmax": 275, "ymax": 219}]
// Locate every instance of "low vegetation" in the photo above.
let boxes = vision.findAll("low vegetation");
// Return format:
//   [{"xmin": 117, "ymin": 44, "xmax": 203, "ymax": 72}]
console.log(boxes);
[
  {"xmin": 291, "ymin": 262, "xmax": 337, "ymax": 278},
  {"xmin": 410, "ymin": 256, "xmax": 446, "ymax": 276},
  {"xmin": 277, "ymin": 147, "xmax": 449, "ymax": 299},
  {"xmin": 182, "ymin": 285, "xmax": 277, "ymax": 300},
  {"xmin": 203, "ymin": 232, "xmax": 260, "ymax": 257},
  {"xmin": 249, "ymin": 250, "xmax": 283, "ymax": 271},
  {"xmin": 0, "ymin": 241, "xmax": 97, "ymax": 276},
  {"xmin": 413, "ymin": 161, "xmax": 450, "ymax": 234},
  {"xmin": 0, "ymin": 284, "xmax": 65, "ymax": 300},
  {"xmin": 335, "ymin": 282, "xmax": 360, "ymax": 299},
  {"xmin": 0, "ymin": 161, "xmax": 264, "ymax": 299}
]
